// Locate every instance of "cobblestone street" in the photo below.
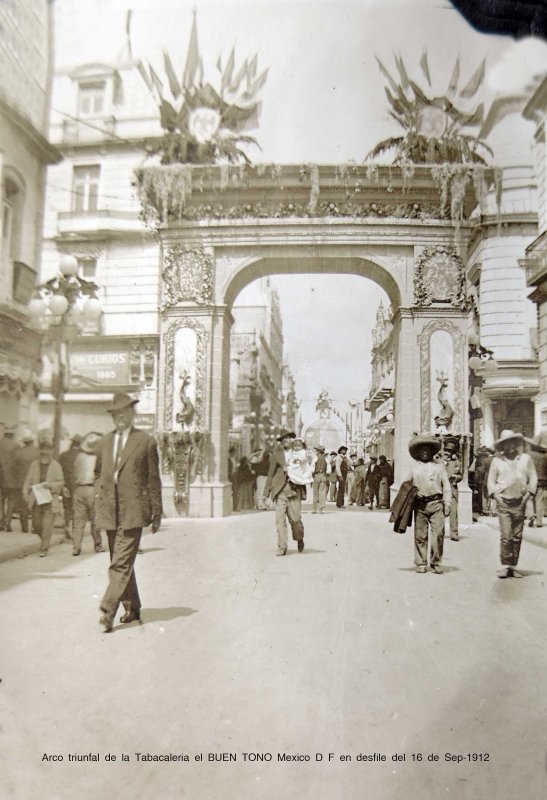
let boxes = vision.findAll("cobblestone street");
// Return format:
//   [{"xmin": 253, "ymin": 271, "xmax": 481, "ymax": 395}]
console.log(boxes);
[{"xmin": 2, "ymin": 507, "xmax": 547, "ymax": 799}]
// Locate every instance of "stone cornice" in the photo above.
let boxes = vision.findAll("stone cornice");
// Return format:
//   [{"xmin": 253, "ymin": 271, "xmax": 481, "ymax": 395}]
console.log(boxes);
[{"xmin": 0, "ymin": 94, "xmax": 61, "ymax": 165}]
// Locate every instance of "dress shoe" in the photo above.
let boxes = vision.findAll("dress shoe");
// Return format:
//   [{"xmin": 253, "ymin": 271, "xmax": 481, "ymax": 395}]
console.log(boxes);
[
  {"xmin": 276, "ymin": 547, "xmax": 287, "ymax": 556},
  {"xmin": 497, "ymin": 567, "xmax": 510, "ymax": 579},
  {"xmin": 39, "ymin": 550, "xmax": 48, "ymax": 557},
  {"xmin": 415, "ymin": 565, "xmax": 427, "ymax": 573},
  {"xmin": 298, "ymin": 539, "xmax": 304, "ymax": 552},
  {"xmin": 509, "ymin": 568, "xmax": 524, "ymax": 578},
  {"xmin": 120, "ymin": 610, "xmax": 141, "ymax": 624},
  {"xmin": 450, "ymin": 536, "xmax": 460, "ymax": 541},
  {"xmin": 73, "ymin": 548, "xmax": 81, "ymax": 556},
  {"xmin": 431, "ymin": 564, "xmax": 443, "ymax": 574},
  {"xmin": 99, "ymin": 613, "xmax": 114, "ymax": 632},
  {"xmin": 94, "ymin": 545, "xmax": 105, "ymax": 553}
]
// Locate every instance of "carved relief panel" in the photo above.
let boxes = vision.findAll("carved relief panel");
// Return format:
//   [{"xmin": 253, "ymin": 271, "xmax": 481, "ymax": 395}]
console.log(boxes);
[
  {"xmin": 414, "ymin": 245, "xmax": 467, "ymax": 309},
  {"xmin": 163, "ymin": 319, "xmax": 208, "ymax": 432},
  {"xmin": 419, "ymin": 320, "xmax": 465, "ymax": 434},
  {"xmin": 161, "ymin": 244, "xmax": 214, "ymax": 309}
]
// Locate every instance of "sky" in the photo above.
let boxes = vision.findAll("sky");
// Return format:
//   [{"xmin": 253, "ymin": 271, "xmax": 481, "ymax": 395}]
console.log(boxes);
[{"xmin": 53, "ymin": 0, "xmax": 547, "ymax": 427}]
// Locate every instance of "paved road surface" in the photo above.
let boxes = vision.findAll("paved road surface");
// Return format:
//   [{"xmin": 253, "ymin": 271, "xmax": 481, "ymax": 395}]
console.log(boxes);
[{"xmin": 2, "ymin": 506, "xmax": 547, "ymax": 799}]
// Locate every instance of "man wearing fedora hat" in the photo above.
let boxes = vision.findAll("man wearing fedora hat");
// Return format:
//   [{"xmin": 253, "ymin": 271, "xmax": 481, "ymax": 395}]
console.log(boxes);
[
  {"xmin": 72, "ymin": 432, "xmax": 104, "ymax": 556},
  {"xmin": 487, "ymin": 430, "xmax": 537, "ymax": 578},
  {"xmin": 263, "ymin": 429, "xmax": 305, "ymax": 555},
  {"xmin": 95, "ymin": 392, "xmax": 163, "ymax": 631},
  {"xmin": 403, "ymin": 435, "xmax": 452, "ymax": 574},
  {"xmin": 335, "ymin": 446, "xmax": 349, "ymax": 509},
  {"xmin": 312, "ymin": 445, "xmax": 328, "ymax": 513},
  {"xmin": 13, "ymin": 430, "xmax": 39, "ymax": 532}
]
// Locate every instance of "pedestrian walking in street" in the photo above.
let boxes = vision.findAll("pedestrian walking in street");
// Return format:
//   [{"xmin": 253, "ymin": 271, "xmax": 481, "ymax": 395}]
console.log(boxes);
[
  {"xmin": 0, "ymin": 425, "xmax": 18, "ymax": 531},
  {"xmin": 250, "ymin": 448, "xmax": 270, "ymax": 510},
  {"xmin": 443, "ymin": 439, "xmax": 462, "ymax": 540},
  {"xmin": 487, "ymin": 430, "xmax": 537, "ymax": 579},
  {"xmin": 286, "ymin": 437, "xmax": 314, "ymax": 488},
  {"xmin": 346, "ymin": 454, "xmax": 358, "ymax": 505},
  {"xmin": 72, "ymin": 432, "xmax": 104, "ymax": 555},
  {"xmin": 13, "ymin": 430, "xmax": 39, "ymax": 532},
  {"xmin": 22, "ymin": 436, "xmax": 64, "ymax": 557},
  {"xmin": 335, "ymin": 446, "xmax": 349, "ymax": 508},
  {"xmin": 263, "ymin": 429, "xmax": 305, "ymax": 555},
  {"xmin": 365, "ymin": 456, "xmax": 380, "ymax": 510},
  {"xmin": 352, "ymin": 458, "xmax": 367, "ymax": 506},
  {"xmin": 232, "ymin": 456, "xmax": 256, "ymax": 511},
  {"xmin": 377, "ymin": 455, "xmax": 394, "ymax": 509},
  {"xmin": 328, "ymin": 452, "xmax": 338, "ymax": 502},
  {"xmin": 59, "ymin": 434, "xmax": 82, "ymax": 540},
  {"xmin": 95, "ymin": 392, "xmax": 163, "ymax": 632},
  {"xmin": 530, "ymin": 434, "xmax": 547, "ymax": 526},
  {"xmin": 403, "ymin": 435, "xmax": 451, "ymax": 574},
  {"xmin": 312, "ymin": 445, "xmax": 328, "ymax": 513}
]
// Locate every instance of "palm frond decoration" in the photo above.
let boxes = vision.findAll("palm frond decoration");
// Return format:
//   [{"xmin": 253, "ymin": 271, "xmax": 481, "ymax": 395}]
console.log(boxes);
[
  {"xmin": 138, "ymin": 11, "xmax": 266, "ymax": 165},
  {"xmin": 366, "ymin": 53, "xmax": 494, "ymax": 165}
]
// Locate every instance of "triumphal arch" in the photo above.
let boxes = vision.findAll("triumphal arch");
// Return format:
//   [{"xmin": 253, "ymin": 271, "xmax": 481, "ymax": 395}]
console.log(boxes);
[{"xmin": 137, "ymin": 162, "xmax": 484, "ymax": 518}]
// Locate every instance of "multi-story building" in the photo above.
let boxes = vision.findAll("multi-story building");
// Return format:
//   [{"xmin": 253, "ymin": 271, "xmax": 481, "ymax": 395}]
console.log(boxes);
[
  {"xmin": 40, "ymin": 57, "xmax": 163, "ymax": 436},
  {"xmin": 281, "ymin": 364, "xmax": 298, "ymax": 433},
  {"xmin": 365, "ymin": 301, "xmax": 395, "ymax": 459},
  {"xmin": 0, "ymin": 0, "xmax": 60, "ymax": 431},
  {"xmin": 522, "ymin": 77, "xmax": 547, "ymax": 432},
  {"xmin": 467, "ymin": 165, "xmax": 539, "ymax": 444},
  {"xmin": 229, "ymin": 278, "xmax": 285, "ymax": 453}
]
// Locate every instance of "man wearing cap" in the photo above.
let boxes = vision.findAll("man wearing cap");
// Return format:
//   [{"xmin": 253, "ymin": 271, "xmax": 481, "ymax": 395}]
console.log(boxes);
[
  {"xmin": 312, "ymin": 445, "xmax": 328, "ymax": 513},
  {"xmin": 95, "ymin": 393, "xmax": 163, "ymax": 631},
  {"xmin": 13, "ymin": 431, "xmax": 39, "ymax": 532},
  {"xmin": 403, "ymin": 435, "xmax": 452, "ymax": 574},
  {"xmin": 487, "ymin": 430, "xmax": 537, "ymax": 578},
  {"xmin": 335, "ymin": 446, "xmax": 349, "ymax": 509},
  {"xmin": 365, "ymin": 456, "xmax": 380, "ymax": 510},
  {"xmin": 263, "ymin": 429, "xmax": 305, "ymax": 555},
  {"xmin": 0, "ymin": 425, "xmax": 18, "ymax": 530},
  {"xmin": 59, "ymin": 434, "xmax": 83, "ymax": 540},
  {"xmin": 22, "ymin": 436, "xmax": 64, "ymax": 557},
  {"xmin": 443, "ymin": 440, "xmax": 463, "ymax": 541},
  {"xmin": 72, "ymin": 432, "xmax": 104, "ymax": 556}
]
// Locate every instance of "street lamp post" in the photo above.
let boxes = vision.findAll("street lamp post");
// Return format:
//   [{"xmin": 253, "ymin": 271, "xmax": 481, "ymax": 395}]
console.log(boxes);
[{"xmin": 28, "ymin": 255, "xmax": 102, "ymax": 455}]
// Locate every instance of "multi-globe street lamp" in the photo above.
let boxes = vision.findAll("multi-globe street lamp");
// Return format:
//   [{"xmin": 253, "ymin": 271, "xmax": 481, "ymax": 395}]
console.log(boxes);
[{"xmin": 28, "ymin": 255, "xmax": 102, "ymax": 454}]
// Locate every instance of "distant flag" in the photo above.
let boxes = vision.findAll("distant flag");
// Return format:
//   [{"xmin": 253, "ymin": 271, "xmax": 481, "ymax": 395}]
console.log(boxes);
[
  {"xmin": 447, "ymin": 57, "xmax": 460, "ymax": 96},
  {"xmin": 125, "ymin": 10, "xmax": 133, "ymax": 59},
  {"xmin": 183, "ymin": 10, "xmax": 200, "ymax": 90},
  {"xmin": 375, "ymin": 56, "xmax": 398, "ymax": 93},
  {"xmin": 395, "ymin": 55, "xmax": 410, "ymax": 90},
  {"xmin": 247, "ymin": 67, "xmax": 268, "ymax": 97},
  {"xmin": 221, "ymin": 47, "xmax": 235, "ymax": 93},
  {"xmin": 163, "ymin": 51, "xmax": 181, "ymax": 98},
  {"xmin": 419, "ymin": 50, "xmax": 431, "ymax": 85},
  {"xmin": 247, "ymin": 53, "xmax": 258, "ymax": 79},
  {"xmin": 137, "ymin": 61, "xmax": 154, "ymax": 93},
  {"xmin": 230, "ymin": 59, "xmax": 248, "ymax": 93},
  {"xmin": 461, "ymin": 59, "xmax": 486, "ymax": 99},
  {"xmin": 149, "ymin": 65, "xmax": 165, "ymax": 98}
]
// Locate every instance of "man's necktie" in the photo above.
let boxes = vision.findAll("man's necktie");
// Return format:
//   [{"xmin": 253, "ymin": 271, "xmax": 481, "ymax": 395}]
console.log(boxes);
[{"xmin": 114, "ymin": 434, "xmax": 124, "ymax": 474}]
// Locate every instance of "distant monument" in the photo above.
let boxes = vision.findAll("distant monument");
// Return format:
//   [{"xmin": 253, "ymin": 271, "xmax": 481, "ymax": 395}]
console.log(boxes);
[{"xmin": 304, "ymin": 391, "xmax": 346, "ymax": 452}]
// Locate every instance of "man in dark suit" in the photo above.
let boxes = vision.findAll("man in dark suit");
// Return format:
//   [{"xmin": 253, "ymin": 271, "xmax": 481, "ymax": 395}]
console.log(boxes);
[
  {"xmin": 95, "ymin": 392, "xmax": 162, "ymax": 632},
  {"xmin": 263, "ymin": 429, "xmax": 305, "ymax": 556}
]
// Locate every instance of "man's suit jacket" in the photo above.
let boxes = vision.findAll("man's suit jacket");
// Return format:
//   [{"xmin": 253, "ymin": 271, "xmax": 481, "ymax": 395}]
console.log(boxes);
[
  {"xmin": 94, "ymin": 428, "xmax": 162, "ymax": 531},
  {"xmin": 263, "ymin": 445, "xmax": 289, "ymax": 501}
]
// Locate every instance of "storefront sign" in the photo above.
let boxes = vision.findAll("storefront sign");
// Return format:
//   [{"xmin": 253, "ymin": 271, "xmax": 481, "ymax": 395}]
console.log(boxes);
[
  {"xmin": 69, "ymin": 350, "xmax": 130, "ymax": 387},
  {"xmin": 134, "ymin": 413, "xmax": 156, "ymax": 433}
]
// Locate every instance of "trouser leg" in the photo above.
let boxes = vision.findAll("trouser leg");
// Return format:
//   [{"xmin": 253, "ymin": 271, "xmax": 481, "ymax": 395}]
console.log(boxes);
[
  {"xmin": 286, "ymin": 491, "xmax": 303, "ymax": 540},
  {"xmin": 5, "ymin": 489, "xmax": 17, "ymax": 529},
  {"xmin": 414, "ymin": 508, "xmax": 428, "ymax": 567},
  {"xmin": 511, "ymin": 507, "xmax": 525, "ymax": 566},
  {"xmin": 497, "ymin": 501, "xmax": 519, "ymax": 566},
  {"xmin": 275, "ymin": 494, "xmax": 289, "ymax": 549},
  {"xmin": 39, "ymin": 506, "xmax": 55, "ymax": 552},
  {"xmin": 72, "ymin": 488, "xmax": 87, "ymax": 551},
  {"xmin": 536, "ymin": 487, "xmax": 544, "ymax": 526},
  {"xmin": 19, "ymin": 490, "xmax": 29, "ymax": 532},
  {"xmin": 312, "ymin": 476, "xmax": 320, "ymax": 509},
  {"xmin": 428, "ymin": 502, "xmax": 445, "ymax": 565},
  {"xmin": 101, "ymin": 527, "xmax": 142, "ymax": 617},
  {"xmin": 449, "ymin": 492, "xmax": 458, "ymax": 537},
  {"xmin": 318, "ymin": 477, "xmax": 327, "ymax": 510},
  {"xmin": 336, "ymin": 478, "xmax": 345, "ymax": 507}
]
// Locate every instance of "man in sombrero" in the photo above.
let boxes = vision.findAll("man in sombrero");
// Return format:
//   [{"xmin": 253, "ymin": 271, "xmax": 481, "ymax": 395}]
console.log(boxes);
[
  {"xmin": 403, "ymin": 435, "xmax": 452, "ymax": 574},
  {"xmin": 487, "ymin": 430, "xmax": 537, "ymax": 578}
]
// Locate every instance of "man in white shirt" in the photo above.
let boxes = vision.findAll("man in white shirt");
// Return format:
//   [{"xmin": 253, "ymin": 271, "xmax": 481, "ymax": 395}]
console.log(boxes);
[
  {"xmin": 403, "ymin": 435, "xmax": 451, "ymax": 574},
  {"xmin": 487, "ymin": 429, "xmax": 537, "ymax": 578}
]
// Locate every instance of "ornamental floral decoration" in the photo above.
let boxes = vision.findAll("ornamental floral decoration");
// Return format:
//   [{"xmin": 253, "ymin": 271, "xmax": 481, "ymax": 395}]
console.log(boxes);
[
  {"xmin": 161, "ymin": 244, "xmax": 214, "ymax": 308},
  {"xmin": 414, "ymin": 245, "xmax": 468, "ymax": 309},
  {"xmin": 138, "ymin": 11, "xmax": 267, "ymax": 166}
]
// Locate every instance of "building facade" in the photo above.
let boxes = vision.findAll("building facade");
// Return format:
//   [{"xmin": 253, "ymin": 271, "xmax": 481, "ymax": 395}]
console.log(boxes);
[
  {"xmin": 365, "ymin": 301, "xmax": 395, "ymax": 459},
  {"xmin": 0, "ymin": 0, "xmax": 60, "ymax": 433}
]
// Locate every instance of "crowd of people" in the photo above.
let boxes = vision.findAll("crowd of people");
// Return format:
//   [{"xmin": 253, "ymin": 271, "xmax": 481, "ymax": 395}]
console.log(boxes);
[{"xmin": 229, "ymin": 442, "xmax": 395, "ymax": 514}]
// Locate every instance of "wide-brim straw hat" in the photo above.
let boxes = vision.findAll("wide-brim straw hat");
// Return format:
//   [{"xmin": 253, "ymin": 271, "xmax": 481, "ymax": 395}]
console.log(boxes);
[
  {"xmin": 494, "ymin": 429, "xmax": 523, "ymax": 449},
  {"xmin": 409, "ymin": 435, "xmax": 441, "ymax": 459},
  {"xmin": 107, "ymin": 392, "xmax": 139, "ymax": 413}
]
